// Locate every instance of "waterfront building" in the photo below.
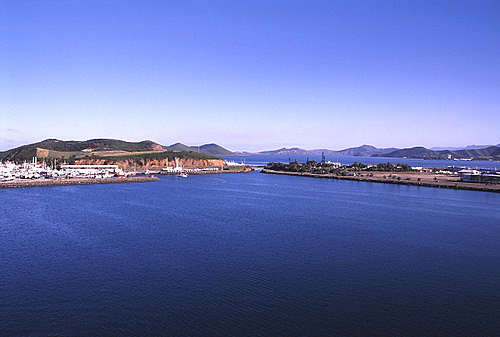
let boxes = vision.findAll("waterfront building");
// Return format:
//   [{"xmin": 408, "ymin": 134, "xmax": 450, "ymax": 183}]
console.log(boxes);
[
  {"xmin": 60, "ymin": 164, "xmax": 122, "ymax": 177},
  {"xmin": 161, "ymin": 157, "xmax": 183, "ymax": 173}
]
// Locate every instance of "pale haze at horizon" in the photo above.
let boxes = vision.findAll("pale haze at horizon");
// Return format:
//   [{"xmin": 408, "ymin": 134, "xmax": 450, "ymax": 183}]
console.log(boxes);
[{"xmin": 1, "ymin": 1, "xmax": 499, "ymax": 152}]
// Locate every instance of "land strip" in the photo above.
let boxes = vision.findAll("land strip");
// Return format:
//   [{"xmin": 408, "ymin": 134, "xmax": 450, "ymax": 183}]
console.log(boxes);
[
  {"xmin": 0, "ymin": 176, "xmax": 159, "ymax": 189},
  {"xmin": 157, "ymin": 167, "xmax": 254, "ymax": 175},
  {"xmin": 261, "ymin": 169, "xmax": 500, "ymax": 193}
]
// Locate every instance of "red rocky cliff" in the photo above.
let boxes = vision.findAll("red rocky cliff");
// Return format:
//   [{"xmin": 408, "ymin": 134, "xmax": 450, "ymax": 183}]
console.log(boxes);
[{"xmin": 74, "ymin": 158, "xmax": 225, "ymax": 170}]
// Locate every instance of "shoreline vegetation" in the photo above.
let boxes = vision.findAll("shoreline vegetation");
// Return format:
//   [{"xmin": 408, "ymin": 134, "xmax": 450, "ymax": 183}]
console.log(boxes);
[{"xmin": 261, "ymin": 161, "xmax": 500, "ymax": 193}]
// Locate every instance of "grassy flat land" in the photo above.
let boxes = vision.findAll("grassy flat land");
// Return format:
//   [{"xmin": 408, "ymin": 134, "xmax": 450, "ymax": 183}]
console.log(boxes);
[
  {"xmin": 36, "ymin": 148, "xmax": 165, "ymax": 159},
  {"xmin": 0, "ymin": 138, "xmax": 233, "ymax": 162}
]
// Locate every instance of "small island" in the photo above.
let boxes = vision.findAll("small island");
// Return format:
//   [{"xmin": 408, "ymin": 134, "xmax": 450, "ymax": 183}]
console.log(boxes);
[{"xmin": 262, "ymin": 160, "xmax": 500, "ymax": 193}]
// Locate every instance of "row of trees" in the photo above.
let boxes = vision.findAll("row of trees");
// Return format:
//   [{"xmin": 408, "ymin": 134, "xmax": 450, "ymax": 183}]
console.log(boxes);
[
  {"xmin": 265, "ymin": 161, "xmax": 341, "ymax": 174},
  {"xmin": 266, "ymin": 161, "xmax": 414, "ymax": 173}
]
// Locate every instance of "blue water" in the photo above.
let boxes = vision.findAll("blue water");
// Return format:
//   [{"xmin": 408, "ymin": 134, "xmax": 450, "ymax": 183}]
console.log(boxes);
[
  {"xmin": 1, "ymin": 172, "xmax": 499, "ymax": 336},
  {"xmin": 224, "ymin": 154, "xmax": 500, "ymax": 170}
]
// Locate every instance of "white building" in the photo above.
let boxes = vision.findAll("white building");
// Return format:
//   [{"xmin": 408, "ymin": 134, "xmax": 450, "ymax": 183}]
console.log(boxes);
[
  {"xmin": 161, "ymin": 157, "xmax": 183, "ymax": 173},
  {"xmin": 60, "ymin": 165, "xmax": 122, "ymax": 177}
]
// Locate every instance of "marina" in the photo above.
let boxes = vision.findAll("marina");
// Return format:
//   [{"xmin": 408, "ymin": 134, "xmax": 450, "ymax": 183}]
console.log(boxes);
[
  {"xmin": 1, "ymin": 159, "xmax": 127, "ymax": 181},
  {"xmin": 0, "ymin": 158, "xmax": 160, "ymax": 189},
  {"xmin": 0, "ymin": 157, "xmax": 253, "ymax": 188}
]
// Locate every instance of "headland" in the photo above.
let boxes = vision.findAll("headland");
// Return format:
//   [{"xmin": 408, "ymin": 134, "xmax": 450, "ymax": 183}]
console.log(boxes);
[{"xmin": 262, "ymin": 161, "xmax": 500, "ymax": 193}]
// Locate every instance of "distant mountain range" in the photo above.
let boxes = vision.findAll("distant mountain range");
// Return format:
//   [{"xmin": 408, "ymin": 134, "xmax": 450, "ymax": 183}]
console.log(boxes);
[
  {"xmin": 373, "ymin": 146, "xmax": 500, "ymax": 161},
  {"xmin": 253, "ymin": 145, "xmax": 405, "ymax": 157},
  {"xmin": 312, "ymin": 145, "xmax": 399, "ymax": 156},
  {"xmin": 3, "ymin": 139, "xmax": 499, "ymax": 162},
  {"xmin": 257, "ymin": 147, "xmax": 317, "ymax": 155},
  {"xmin": 430, "ymin": 144, "xmax": 500, "ymax": 151},
  {"xmin": 250, "ymin": 145, "xmax": 391, "ymax": 156},
  {"xmin": 0, "ymin": 139, "xmax": 235, "ymax": 162},
  {"xmin": 249, "ymin": 144, "xmax": 500, "ymax": 161}
]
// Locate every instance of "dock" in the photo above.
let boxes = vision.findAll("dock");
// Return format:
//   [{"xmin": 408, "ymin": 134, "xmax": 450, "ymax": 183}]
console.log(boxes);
[{"xmin": 0, "ymin": 176, "xmax": 160, "ymax": 189}]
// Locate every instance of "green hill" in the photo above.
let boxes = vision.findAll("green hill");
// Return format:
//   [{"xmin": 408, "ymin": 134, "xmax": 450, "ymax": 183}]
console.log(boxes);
[
  {"xmin": 0, "ymin": 138, "xmax": 165, "ymax": 161},
  {"xmin": 0, "ymin": 139, "xmax": 228, "ymax": 163},
  {"xmin": 314, "ymin": 145, "xmax": 400, "ymax": 156},
  {"xmin": 373, "ymin": 146, "xmax": 435, "ymax": 158},
  {"xmin": 446, "ymin": 146, "xmax": 500, "ymax": 160},
  {"xmin": 29, "ymin": 139, "xmax": 161, "ymax": 152},
  {"xmin": 165, "ymin": 142, "xmax": 192, "ymax": 152},
  {"xmin": 164, "ymin": 142, "xmax": 235, "ymax": 156},
  {"xmin": 199, "ymin": 143, "xmax": 235, "ymax": 156},
  {"xmin": 87, "ymin": 150, "xmax": 219, "ymax": 165}
]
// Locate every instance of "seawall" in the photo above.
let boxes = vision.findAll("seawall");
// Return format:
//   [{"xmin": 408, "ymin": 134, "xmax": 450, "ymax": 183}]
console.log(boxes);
[
  {"xmin": 0, "ymin": 176, "xmax": 160, "ymax": 189},
  {"xmin": 158, "ymin": 167, "xmax": 253, "ymax": 175}
]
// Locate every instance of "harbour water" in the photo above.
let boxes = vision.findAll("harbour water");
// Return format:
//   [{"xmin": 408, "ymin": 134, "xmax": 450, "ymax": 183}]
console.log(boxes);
[{"xmin": 0, "ymin": 171, "xmax": 499, "ymax": 335}]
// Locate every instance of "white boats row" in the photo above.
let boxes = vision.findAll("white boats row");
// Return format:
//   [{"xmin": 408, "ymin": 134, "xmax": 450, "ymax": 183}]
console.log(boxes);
[{"xmin": 1, "ymin": 160, "xmax": 127, "ymax": 182}]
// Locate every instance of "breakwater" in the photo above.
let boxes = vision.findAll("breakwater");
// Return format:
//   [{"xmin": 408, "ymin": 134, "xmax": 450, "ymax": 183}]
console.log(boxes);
[
  {"xmin": 261, "ymin": 169, "xmax": 500, "ymax": 193},
  {"xmin": 158, "ymin": 167, "xmax": 254, "ymax": 175},
  {"xmin": 0, "ymin": 176, "xmax": 159, "ymax": 189}
]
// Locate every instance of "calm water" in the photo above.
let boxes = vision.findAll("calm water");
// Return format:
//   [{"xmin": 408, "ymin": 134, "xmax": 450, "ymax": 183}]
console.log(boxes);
[
  {"xmin": 0, "ymin": 172, "xmax": 499, "ymax": 336},
  {"xmin": 224, "ymin": 154, "xmax": 500, "ymax": 170}
]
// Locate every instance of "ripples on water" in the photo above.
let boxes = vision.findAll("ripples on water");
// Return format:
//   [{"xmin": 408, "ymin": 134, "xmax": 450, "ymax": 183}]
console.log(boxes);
[{"xmin": 0, "ymin": 172, "xmax": 499, "ymax": 336}]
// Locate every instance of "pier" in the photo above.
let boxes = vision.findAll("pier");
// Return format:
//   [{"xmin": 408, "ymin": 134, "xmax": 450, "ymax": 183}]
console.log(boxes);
[{"xmin": 0, "ymin": 176, "xmax": 160, "ymax": 189}]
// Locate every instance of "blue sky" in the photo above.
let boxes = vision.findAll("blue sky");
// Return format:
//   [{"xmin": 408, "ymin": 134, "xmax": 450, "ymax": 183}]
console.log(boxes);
[{"xmin": 1, "ymin": 0, "xmax": 499, "ymax": 151}]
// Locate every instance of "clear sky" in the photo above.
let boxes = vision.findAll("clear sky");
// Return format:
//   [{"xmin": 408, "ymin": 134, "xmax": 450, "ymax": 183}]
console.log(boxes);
[{"xmin": 1, "ymin": 0, "xmax": 499, "ymax": 151}]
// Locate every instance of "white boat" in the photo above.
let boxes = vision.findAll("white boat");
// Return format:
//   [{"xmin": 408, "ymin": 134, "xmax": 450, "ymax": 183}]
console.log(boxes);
[{"xmin": 177, "ymin": 173, "xmax": 188, "ymax": 178}]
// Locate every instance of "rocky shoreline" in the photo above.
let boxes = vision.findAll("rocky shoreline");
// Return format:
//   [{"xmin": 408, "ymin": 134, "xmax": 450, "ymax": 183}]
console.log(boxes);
[
  {"xmin": 261, "ymin": 169, "xmax": 500, "ymax": 193},
  {"xmin": 0, "ymin": 176, "xmax": 160, "ymax": 189}
]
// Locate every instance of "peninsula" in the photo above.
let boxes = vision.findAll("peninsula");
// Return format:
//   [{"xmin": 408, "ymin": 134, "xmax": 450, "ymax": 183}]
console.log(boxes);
[
  {"xmin": 0, "ymin": 139, "xmax": 253, "ymax": 189},
  {"xmin": 0, "ymin": 138, "xmax": 249, "ymax": 171},
  {"xmin": 262, "ymin": 161, "xmax": 500, "ymax": 193}
]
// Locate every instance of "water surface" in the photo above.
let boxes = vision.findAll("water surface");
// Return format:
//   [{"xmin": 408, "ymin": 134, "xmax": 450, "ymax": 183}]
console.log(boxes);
[{"xmin": 0, "ymin": 172, "xmax": 499, "ymax": 335}]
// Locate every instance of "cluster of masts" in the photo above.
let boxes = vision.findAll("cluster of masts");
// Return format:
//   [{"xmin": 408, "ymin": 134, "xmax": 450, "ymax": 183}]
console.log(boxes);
[{"xmin": 0, "ymin": 157, "xmax": 126, "ymax": 182}]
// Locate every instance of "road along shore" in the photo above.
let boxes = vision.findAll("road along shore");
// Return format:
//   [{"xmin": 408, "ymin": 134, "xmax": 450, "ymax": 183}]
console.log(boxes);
[
  {"xmin": 0, "ymin": 176, "xmax": 160, "ymax": 189},
  {"xmin": 261, "ymin": 169, "xmax": 500, "ymax": 193}
]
